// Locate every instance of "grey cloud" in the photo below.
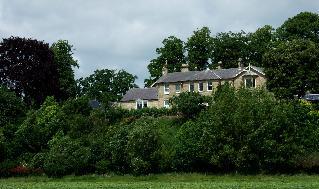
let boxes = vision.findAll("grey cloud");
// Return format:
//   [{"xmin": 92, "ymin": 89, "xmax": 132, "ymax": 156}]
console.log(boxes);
[{"xmin": 0, "ymin": 0, "xmax": 318, "ymax": 87}]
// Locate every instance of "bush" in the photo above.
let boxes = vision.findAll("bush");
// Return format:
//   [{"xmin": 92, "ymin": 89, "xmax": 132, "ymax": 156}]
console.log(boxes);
[
  {"xmin": 170, "ymin": 92, "xmax": 210, "ymax": 118},
  {"xmin": 15, "ymin": 97, "xmax": 68, "ymax": 153},
  {"xmin": 127, "ymin": 118, "xmax": 161, "ymax": 175},
  {"xmin": 43, "ymin": 132, "xmax": 91, "ymax": 177}
]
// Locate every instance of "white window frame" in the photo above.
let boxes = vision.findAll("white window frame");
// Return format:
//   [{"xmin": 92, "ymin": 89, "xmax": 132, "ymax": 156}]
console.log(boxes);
[
  {"xmin": 207, "ymin": 81, "xmax": 213, "ymax": 91},
  {"xmin": 136, "ymin": 99, "xmax": 148, "ymax": 109},
  {"xmin": 189, "ymin": 82, "xmax": 194, "ymax": 92},
  {"xmin": 163, "ymin": 99, "xmax": 170, "ymax": 108},
  {"xmin": 198, "ymin": 82, "xmax": 204, "ymax": 92},
  {"xmin": 175, "ymin": 83, "xmax": 181, "ymax": 93},
  {"xmin": 164, "ymin": 83, "xmax": 170, "ymax": 94},
  {"xmin": 244, "ymin": 77, "xmax": 256, "ymax": 88}
]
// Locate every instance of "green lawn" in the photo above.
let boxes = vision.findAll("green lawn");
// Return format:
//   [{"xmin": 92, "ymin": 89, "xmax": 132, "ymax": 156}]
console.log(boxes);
[{"xmin": 1, "ymin": 173, "xmax": 319, "ymax": 189}]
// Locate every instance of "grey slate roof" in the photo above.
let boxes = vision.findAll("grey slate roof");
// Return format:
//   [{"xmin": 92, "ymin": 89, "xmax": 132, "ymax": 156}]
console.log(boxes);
[
  {"xmin": 121, "ymin": 87, "xmax": 158, "ymax": 102},
  {"xmin": 302, "ymin": 94, "xmax": 319, "ymax": 101},
  {"xmin": 153, "ymin": 66, "xmax": 264, "ymax": 85}
]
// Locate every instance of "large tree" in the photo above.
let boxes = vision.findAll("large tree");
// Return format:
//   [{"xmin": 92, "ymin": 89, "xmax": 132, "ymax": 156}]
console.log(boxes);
[
  {"xmin": 77, "ymin": 69, "xmax": 137, "ymax": 102},
  {"xmin": 185, "ymin": 27, "xmax": 213, "ymax": 71},
  {"xmin": 263, "ymin": 39, "xmax": 319, "ymax": 98},
  {"xmin": 0, "ymin": 37, "xmax": 60, "ymax": 106},
  {"xmin": 247, "ymin": 25, "xmax": 274, "ymax": 67},
  {"xmin": 211, "ymin": 31, "xmax": 249, "ymax": 68},
  {"xmin": 276, "ymin": 12, "xmax": 319, "ymax": 43},
  {"xmin": 51, "ymin": 40, "xmax": 79, "ymax": 100},
  {"xmin": 145, "ymin": 36, "xmax": 185, "ymax": 87}
]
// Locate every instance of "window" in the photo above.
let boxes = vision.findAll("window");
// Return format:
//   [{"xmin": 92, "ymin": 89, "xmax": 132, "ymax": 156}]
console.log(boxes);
[
  {"xmin": 207, "ymin": 81, "xmax": 213, "ymax": 91},
  {"xmin": 164, "ymin": 83, "xmax": 169, "ymax": 94},
  {"xmin": 143, "ymin": 100, "xmax": 148, "ymax": 108},
  {"xmin": 175, "ymin": 83, "xmax": 181, "ymax": 93},
  {"xmin": 136, "ymin": 99, "xmax": 148, "ymax": 109},
  {"xmin": 164, "ymin": 100, "xmax": 170, "ymax": 108},
  {"xmin": 189, "ymin": 82, "xmax": 194, "ymax": 92},
  {"xmin": 245, "ymin": 77, "xmax": 255, "ymax": 88},
  {"xmin": 198, "ymin": 82, "xmax": 204, "ymax": 92}
]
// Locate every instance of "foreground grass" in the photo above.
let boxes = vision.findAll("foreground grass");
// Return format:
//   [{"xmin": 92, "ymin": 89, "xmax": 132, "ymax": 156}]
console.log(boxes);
[{"xmin": 1, "ymin": 173, "xmax": 319, "ymax": 189}]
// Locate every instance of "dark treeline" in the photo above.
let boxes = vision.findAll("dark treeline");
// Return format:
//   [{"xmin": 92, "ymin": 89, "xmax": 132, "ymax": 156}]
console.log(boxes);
[{"xmin": 1, "ymin": 11, "xmax": 319, "ymax": 177}]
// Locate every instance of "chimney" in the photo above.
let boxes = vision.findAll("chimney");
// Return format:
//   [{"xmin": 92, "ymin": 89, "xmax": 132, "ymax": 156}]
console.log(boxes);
[
  {"xmin": 181, "ymin": 63, "xmax": 189, "ymax": 72},
  {"xmin": 217, "ymin": 61, "xmax": 222, "ymax": 69},
  {"xmin": 238, "ymin": 58, "xmax": 244, "ymax": 70},
  {"xmin": 162, "ymin": 61, "xmax": 168, "ymax": 75}
]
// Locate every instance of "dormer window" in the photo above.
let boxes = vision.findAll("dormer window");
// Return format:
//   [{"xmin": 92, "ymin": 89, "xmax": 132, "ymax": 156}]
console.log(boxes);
[
  {"xmin": 164, "ymin": 83, "xmax": 170, "ymax": 94},
  {"xmin": 245, "ymin": 77, "xmax": 256, "ymax": 88}
]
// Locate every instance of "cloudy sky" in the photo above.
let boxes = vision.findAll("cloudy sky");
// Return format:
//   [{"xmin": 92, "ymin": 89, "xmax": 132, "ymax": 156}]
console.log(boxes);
[{"xmin": 0, "ymin": 0, "xmax": 318, "ymax": 87}]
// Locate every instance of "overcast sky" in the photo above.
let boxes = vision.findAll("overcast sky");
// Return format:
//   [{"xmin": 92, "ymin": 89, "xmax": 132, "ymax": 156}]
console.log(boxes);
[{"xmin": 0, "ymin": 0, "xmax": 318, "ymax": 87}]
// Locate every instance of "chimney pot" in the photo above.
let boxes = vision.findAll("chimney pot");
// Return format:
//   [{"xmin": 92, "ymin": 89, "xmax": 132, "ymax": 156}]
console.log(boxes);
[
  {"xmin": 181, "ymin": 63, "xmax": 189, "ymax": 72},
  {"xmin": 217, "ymin": 61, "xmax": 222, "ymax": 69},
  {"xmin": 162, "ymin": 61, "xmax": 168, "ymax": 75}
]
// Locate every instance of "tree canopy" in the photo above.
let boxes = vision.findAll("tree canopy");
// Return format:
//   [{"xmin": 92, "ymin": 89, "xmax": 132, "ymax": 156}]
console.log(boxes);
[
  {"xmin": 263, "ymin": 39, "xmax": 319, "ymax": 98},
  {"xmin": 144, "ymin": 36, "xmax": 185, "ymax": 87},
  {"xmin": 276, "ymin": 12, "xmax": 319, "ymax": 43},
  {"xmin": 77, "ymin": 69, "xmax": 137, "ymax": 103},
  {"xmin": 211, "ymin": 31, "xmax": 249, "ymax": 69},
  {"xmin": 185, "ymin": 27, "xmax": 213, "ymax": 71},
  {"xmin": 0, "ymin": 37, "xmax": 60, "ymax": 106},
  {"xmin": 51, "ymin": 40, "xmax": 79, "ymax": 100}
]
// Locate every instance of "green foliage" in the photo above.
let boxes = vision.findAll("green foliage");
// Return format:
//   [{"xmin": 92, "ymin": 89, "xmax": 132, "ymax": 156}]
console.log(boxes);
[
  {"xmin": 247, "ymin": 25, "xmax": 274, "ymax": 66},
  {"xmin": 145, "ymin": 36, "xmax": 186, "ymax": 87},
  {"xmin": 276, "ymin": 12, "xmax": 319, "ymax": 43},
  {"xmin": 0, "ymin": 37, "xmax": 60, "ymax": 106},
  {"xmin": 186, "ymin": 27, "xmax": 213, "ymax": 70},
  {"xmin": 15, "ymin": 97, "xmax": 67, "ymax": 153},
  {"xmin": 43, "ymin": 132, "xmax": 91, "ymax": 177},
  {"xmin": 0, "ymin": 86, "xmax": 26, "ymax": 127},
  {"xmin": 173, "ymin": 85, "xmax": 319, "ymax": 173},
  {"xmin": 51, "ymin": 40, "xmax": 79, "ymax": 100},
  {"xmin": 263, "ymin": 39, "xmax": 319, "ymax": 98},
  {"xmin": 127, "ymin": 118, "xmax": 160, "ymax": 175},
  {"xmin": 77, "ymin": 69, "xmax": 137, "ymax": 102},
  {"xmin": 170, "ymin": 92, "xmax": 210, "ymax": 118},
  {"xmin": 212, "ymin": 31, "xmax": 249, "ymax": 68}
]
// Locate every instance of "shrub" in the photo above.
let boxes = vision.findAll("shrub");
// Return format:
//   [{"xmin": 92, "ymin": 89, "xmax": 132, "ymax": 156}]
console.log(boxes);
[
  {"xmin": 15, "ymin": 97, "xmax": 68, "ymax": 153},
  {"xmin": 170, "ymin": 92, "xmax": 210, "ymax": 118},
  {"xmin": 43, "ymin": 132, "xmax": 91, "ymax": 177},
  {"xmin": 127, "ymin": 118, "xmax": 161, "ymax": 175}
]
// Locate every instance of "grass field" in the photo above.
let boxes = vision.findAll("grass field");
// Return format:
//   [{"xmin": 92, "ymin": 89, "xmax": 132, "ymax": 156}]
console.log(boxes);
[{"xmin": 1, "ymin": 173, "xmax": 319, "ymax": 189}]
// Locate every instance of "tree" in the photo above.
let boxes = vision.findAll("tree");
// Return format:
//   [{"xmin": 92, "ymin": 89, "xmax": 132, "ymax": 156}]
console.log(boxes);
[
  {"xmin": 185, "ymin": 27, "xmax": 213, "ymax": 71},
  {"xmin": 276, "ymin": 12, "xmax": 319, "ymax": 43},
  {"xmin": 51, "ymin": 40, "xmax": 79, "ymax": 100},
  {"xmin": 77, "ymin": 69, "xmax": 137, "ymax": 102},
  {"xmin": 263, "ymin": 39, "xmax": 319, "ymax": 98},
  {"xmin": 145, "ymin": 36, "xmax": 186, "ymax": 87},
  {"xmin": 0, "ymin": 37, "xmax": 60, "ymax": 106},
  {"xmin": 247, "ymin": 25, "xmax": 274, "ymax": 66},
  {"xmin": 170, "ymin": 92, "xmax": 210, "ymax": 118},
  {"xmin": 0, "ymin": 85, "xmax": 25, "ymax": 127},
  {"xmin": 211, "ymin": 31, "xmax": 249, "ymax": 69}
]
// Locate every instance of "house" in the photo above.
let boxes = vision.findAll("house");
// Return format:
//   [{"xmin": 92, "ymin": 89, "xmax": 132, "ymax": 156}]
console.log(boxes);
[{"xmin": 120, "ymin": 61, "xmax": 266, "ymax": 109}]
